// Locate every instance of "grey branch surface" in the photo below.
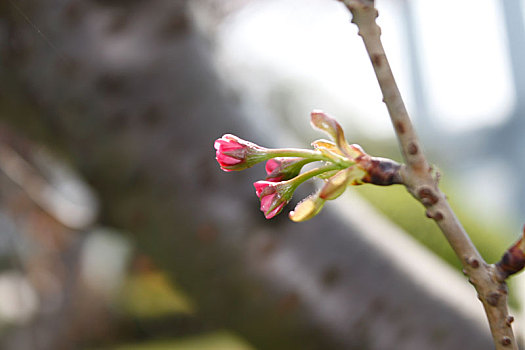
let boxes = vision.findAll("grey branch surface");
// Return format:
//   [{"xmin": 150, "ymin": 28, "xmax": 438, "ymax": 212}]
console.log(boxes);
[{"xmin": 342, "ymin": 0, "xmax": 519, "ymax": 348}]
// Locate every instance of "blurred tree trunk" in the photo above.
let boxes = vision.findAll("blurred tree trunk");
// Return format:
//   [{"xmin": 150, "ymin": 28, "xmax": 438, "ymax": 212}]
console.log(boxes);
[{"xmin": 0, "ymin": 0, "xmax": 493, "ymax": 349}]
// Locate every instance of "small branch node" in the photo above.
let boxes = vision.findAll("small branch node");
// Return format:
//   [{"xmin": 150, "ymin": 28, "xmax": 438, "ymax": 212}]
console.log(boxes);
[
  {"xmin": 425, "ymin": 209, "xmax": 444, "ymax": 221},
  {"xmin": 394, "ymin": 121, "xmax": 405, "ymax": 134},
  {"xmin": 417, "ymin": 186, "xmax": 439, "ymax": 206},
  {"xmin": 407, "ymin": 142, "xmax": 418, "ymax": 155},
  {"xmin": 371, "ymin": 53, "xmax": 385, "ymax": 67},
  {"xmin": 433, "ymin": 211, "xmax": 444, "ymax": 221},
  {"xmin": 501, "ymin": 336, "xmax": 512, "ymax": 346},
  {"xmin": 505, "ymin": 315, "xmax": 514, "ymax": 327},
  {"xmin": 466, "ymin": 256, "xmax": 480, "ymax": 268},
  {"xmin": 486, "ymin": 292, "xmax": 501, "ymax": 307}
]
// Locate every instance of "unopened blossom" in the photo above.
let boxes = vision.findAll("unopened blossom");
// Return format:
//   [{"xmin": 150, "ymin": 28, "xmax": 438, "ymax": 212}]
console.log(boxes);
[
  {"xmin": 253, "ymin": 181, "xmax": 294, "ymax": 219},
  {"xmin": 265, "ymin": 158, "xmax": 310, "ymax": 182},
  {"xmin": 214, "ymin": 134, "xmax": 269, "ymax": 171}
]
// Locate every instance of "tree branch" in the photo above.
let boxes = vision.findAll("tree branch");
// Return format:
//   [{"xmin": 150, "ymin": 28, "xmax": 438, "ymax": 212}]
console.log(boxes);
[{"xmin": 341, "ymin": 0, "xmax": 519, "ymax": 348}]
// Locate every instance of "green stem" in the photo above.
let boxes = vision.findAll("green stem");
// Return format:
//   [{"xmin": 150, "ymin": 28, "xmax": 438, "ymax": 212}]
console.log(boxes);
[
  {"xmin": 267, "ymin": 148, "xmax": 352, "ymax": 167},
  {"xmin": 286, "ymin": 163, "xmax": 342, "ymax": 190}
]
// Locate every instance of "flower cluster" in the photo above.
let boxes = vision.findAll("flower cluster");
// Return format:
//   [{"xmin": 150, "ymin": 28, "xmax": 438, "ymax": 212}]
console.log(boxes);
[{"xmin": 214, "ymin": 110, "xmax": 401, "ymax": 221}]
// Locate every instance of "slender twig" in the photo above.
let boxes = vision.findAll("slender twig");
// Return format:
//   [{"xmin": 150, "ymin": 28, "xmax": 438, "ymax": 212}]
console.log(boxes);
[{"xmin": 340, "ymin": 0, "xmax": 518, "ymax": 348}]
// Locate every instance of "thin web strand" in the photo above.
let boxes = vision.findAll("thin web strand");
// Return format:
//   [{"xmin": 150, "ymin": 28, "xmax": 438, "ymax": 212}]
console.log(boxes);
[{"xmin": 8, "ymin": 0, "xmax": 68, "ymax": 63}]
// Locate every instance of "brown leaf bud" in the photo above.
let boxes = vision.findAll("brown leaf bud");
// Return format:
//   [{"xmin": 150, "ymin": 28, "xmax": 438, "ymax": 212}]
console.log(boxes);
[
  {"xmin": 496, "ymin": 226, "xmax": 525, "ymax": 280},
  {"xmin": 359, "ymin": 156, "xmax": 402, "ymax": 186}
]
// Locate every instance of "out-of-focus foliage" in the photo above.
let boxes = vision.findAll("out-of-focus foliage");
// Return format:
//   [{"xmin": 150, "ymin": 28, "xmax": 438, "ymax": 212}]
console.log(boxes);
[
  {"xmin": 351, "ymin": 183, "xmax": 511, "ymax": 268},
  {"xmin": 100, "ymin": 330, "xmax": 255, "ymax": 350},
  {"xmin": 350, "ymin": 179, "xmax": 521, "ymax": 309},
  {"xmin": 119, "ymin": 270, "xmax": 195, "ymax": 318}
]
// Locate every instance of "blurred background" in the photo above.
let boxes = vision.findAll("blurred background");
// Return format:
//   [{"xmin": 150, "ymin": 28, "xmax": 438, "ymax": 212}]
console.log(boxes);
[{"xmin": 0, "ymin": 0, "xmax": 524, "ymax": 349}]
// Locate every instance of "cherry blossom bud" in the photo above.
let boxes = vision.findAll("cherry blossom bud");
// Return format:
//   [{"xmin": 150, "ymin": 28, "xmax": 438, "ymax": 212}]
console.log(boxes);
[
  {"xmin": 253, "ymin": 181, "xmax": 294, "ymax": 219},
  {"xmin": 214, "ymin": 111, "xmax": 403, "ymax": 222},
  {"xmin": 214, "ymin": 134, "xmax": 268, "ymax": 171},
  {"xmin": 265, "ymin": 158, "xmax": 309, "ymax": 182}
]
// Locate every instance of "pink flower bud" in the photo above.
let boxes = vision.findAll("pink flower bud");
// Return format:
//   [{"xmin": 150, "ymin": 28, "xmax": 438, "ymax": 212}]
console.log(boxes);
[
  {"xmin": 214, "ymin": 134, "xmax": 268, "ymax": 171},
  {"xmin": 264, "ymin": 158, "xmax": 308, "ymax": 182},
  {"xmin": 253, "ymin": 181, "xmax": 292, "ymax": 219}
]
